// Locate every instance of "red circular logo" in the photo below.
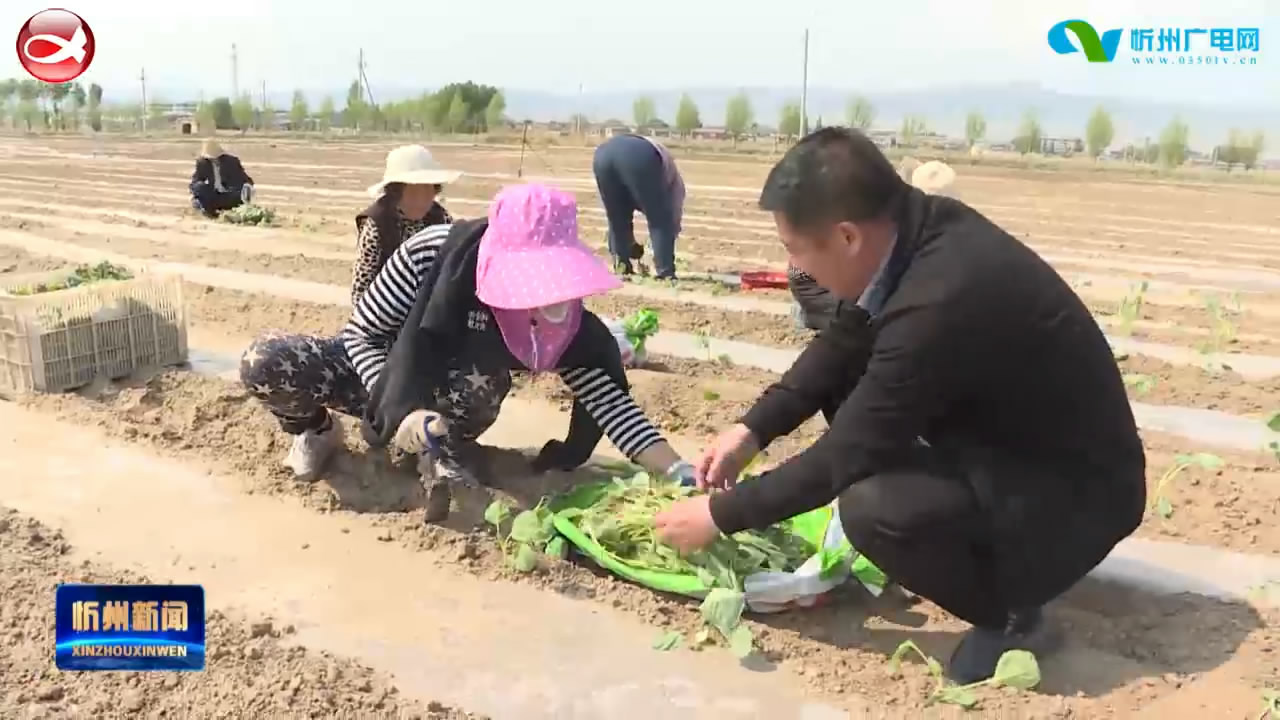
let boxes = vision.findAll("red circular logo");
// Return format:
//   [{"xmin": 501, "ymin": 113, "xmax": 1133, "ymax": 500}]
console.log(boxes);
[{"xmin": 16, "ymin": 9, "xmax": 95, "ymax": 83}]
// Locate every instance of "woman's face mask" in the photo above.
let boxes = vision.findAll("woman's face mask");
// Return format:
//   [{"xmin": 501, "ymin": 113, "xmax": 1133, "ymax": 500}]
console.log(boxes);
[{"xmin": 537, "ymin": 301, "xmax": 572, "ymax": 324}]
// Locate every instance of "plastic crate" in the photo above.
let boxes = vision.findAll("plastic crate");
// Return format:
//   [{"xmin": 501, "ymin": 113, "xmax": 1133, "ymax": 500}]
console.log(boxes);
[{"xmin": 0, "ymin": 268, "xmax": 188, "ymax": 396}]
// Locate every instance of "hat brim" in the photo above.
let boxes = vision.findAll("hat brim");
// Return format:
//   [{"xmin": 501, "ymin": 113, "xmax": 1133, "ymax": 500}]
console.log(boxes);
[
  {"xmin": 475, "ymin": 245, "xmax": 622, "ymax": 310},
  {"xmin": 367, "ymin": 168, "xmax": 464, "ymax": 198}
]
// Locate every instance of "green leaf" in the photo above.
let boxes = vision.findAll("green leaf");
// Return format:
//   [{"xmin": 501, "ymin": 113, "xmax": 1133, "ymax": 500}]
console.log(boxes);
[
  {"xmin": 991, "ymin": 650, "xmax": 1041, "ymax": 690},
  {"xmin": 512, "ymin": 543, "xmax": 539, "ymax": 573},
  {"xmin": 652, "ymin": 630, "xmax": 684, "ymax": 651},
  {"xmin": 483, "ymin": 500, "xmax": 511, "ymax": 528},
  {"xmin": 1268, "ymin": 413, "xmax": 1280, "ymax": 433},
  {"xmin": 1156, "ymin": 496, "xmax": 1174, "ymax": 519},
  {"xmin": 728, "ymin": 625, "xmax": 754, "ymax": 659},
  {"xmin": 888, "ymin": 640, "xmax": 929, "ymax": 677},
  {"xmin": 699, "ymin": 589, "xmax": 746, "ymax": 639},
  {"xmin": 934, "ymin": 686, "xmax": 979, "ymax": 708},
  {"xmin": 1186, "ymin": 452, "xmax": 1225, "ymax": 470},
  {"xmin": 545, "ymin": 535, "xmax": 568, "ymax": 560},
  {"xmin": 509, "ymin": 510, "xmax": 553, "ymax": 545}
]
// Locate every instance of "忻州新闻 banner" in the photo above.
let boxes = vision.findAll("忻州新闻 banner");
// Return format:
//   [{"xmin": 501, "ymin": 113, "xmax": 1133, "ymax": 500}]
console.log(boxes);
[{"xmin": 55, "ymin": 584, "xmax": 205, "ymax": 671}]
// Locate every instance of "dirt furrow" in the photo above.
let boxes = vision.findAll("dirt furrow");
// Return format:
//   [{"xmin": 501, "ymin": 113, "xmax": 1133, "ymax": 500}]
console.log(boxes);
[{"xmin": 0, "ymin": 506, "xmax": 479, "ymax": 720}]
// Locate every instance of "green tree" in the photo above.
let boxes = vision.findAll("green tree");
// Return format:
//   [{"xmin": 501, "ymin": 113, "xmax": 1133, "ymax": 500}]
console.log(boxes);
[
  {"xmin": 195, "ymin": 100, "xmax": 216, "ymax": 134},
  {"xmin": 1013, "ymin": 110, "xmax": 1043, "ymax": 155},
  {"xmin": 632, "ymin": 95, "xmax": 657, "ymax": 129},
  {"xmin": 674, "ymin": 93, "xmax": 701, "ymax": 137},
  {"xmin": 1158, "ymin": 116, "xmax": 1190, "ymax": 167},
  {"xmin": 778, "ymin": 100, "xmax": 802, "ymax": 137},
  {"xmin": 899, "ymin": 115, "xmax": 927, "ymax": 145},
  {"xmin": 484, "ymin": 91, "xmax": 506, "ymax": 131},
  {"xmin": 425, "ymin": 82, "xmax": 500, "ymax": 133},
  {"xmin": 964, "ymin": 111, "xmax": 987, "ymax": 148},
  {"xmin": 317, "ymin": 96, "xmax": 335, "ymax": 131},
  {"xmin": 289, "ymin": 90, "xmax": 310, "ymax": 131},
  {"xmin": 209, "ymin": 97, "xmax": 234, "ymax": 129},
  {"xmin": 46, "ymin": 82, "xmax": 70, "ymax": 130},
  {"xmin": 86, "ymin": 82, "xmax": 103, "ymax": 131},
  {"xmin": 445, "ymin": 93, "xmax": 468, "ymax": 132},
  {"xmin": 724, "ymin": 91, "xmax": 754, "ymax": 141},
  {"xmin": 344, "ymin": 80, "xmax": 367, "ymax": 129},
  {"xmin": 1085, "ymin": 106, "xmax": 1115, "ymax": 158},
  {"xmin": 0, "ymin": 79, "xmax": 19, "ymax": 128},
  {"xmin": 16, "ymin": 79, "xmax": 41, "ymax": 131},
  {"xmin": 846, "ymin": 95, "xmax": 874, "ymax": 130},
  {"xmin": 231, "ymin": 93, "xmax": 254, "ymax": 131}
]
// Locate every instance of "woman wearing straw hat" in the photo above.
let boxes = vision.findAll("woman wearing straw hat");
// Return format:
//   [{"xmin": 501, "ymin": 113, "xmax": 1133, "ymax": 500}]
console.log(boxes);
[
  {"xmin": 189, "ymin": 139, "xmax": 255, "ymax": 218},
  {"xmin": 351, "ymin": 145, "xmax": 460, "ymax": 304},
  {"xmin": 351, "ymin": 183, "xmax": 697, "ymax": 520}
]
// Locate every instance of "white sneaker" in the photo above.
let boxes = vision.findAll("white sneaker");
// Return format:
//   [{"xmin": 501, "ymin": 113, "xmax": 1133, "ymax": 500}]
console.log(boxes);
[{"xmin": 284, "ymin": 416, "xmax": 344, "ymax": 480}]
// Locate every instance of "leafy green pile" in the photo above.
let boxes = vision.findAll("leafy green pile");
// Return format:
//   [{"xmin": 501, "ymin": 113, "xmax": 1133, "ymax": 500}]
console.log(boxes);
[
  {"xmin": 220, "ymin": 203, "xmax": 277, "ymax": 226},
  {"xmin": 560, "ymin": 472, "xmax": 814, "ymax": 591},
  {"xmin": 621, "ymin": 308, "xmax": 659, "ymax": 356},
  {"xmin": 7, "ymin": 261, "xmax": 134, "ymax": 296}
]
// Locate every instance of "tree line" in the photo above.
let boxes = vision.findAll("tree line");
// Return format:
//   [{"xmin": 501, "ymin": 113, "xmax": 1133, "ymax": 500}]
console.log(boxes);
[
  {"xmin": 194, "ymin": 81, "xmax": 507, "ymax": 134},
  {"xmin": 0, "ymin": 78, "xmax": 105, "ymax": 132},
  {"xmin": 0, "ymin": 77, "xmax": 1268, "ymax": 170},
  {"xmin": 636, "ymin": 92, "xmax": 1267, "ymax": 170}
]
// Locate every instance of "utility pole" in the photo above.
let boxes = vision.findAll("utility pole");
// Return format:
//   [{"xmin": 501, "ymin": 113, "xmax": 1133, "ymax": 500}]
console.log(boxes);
[
  {"xmin": 139, "ymin": 68, "xmax": 148, "ymax": 134},
  {"xmin": 261, "ymin": 80, "xmax": 268, "ymax": 131},
  {"xmin": 231, "ymin": 43, "xmax": 239, "ymax": 99},
  {"xmin": 575, "ymin": 83, "xmax": 583, "ymax": 136},
  {"xmin": 358, "ymin": 48, "xmax": 374, "ymax": 106},
  {"xmin": 800, "ymin": 29, "xmax": 810, "ymax": 136}
]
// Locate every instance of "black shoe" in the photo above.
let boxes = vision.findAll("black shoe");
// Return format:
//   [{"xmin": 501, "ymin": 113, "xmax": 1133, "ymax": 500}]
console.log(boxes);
[
  {"xmin": 612, "ymin": 259, "xmax": 634, "ymax": 276},
  {"xmin": 945, "ymin": 607, "xmax": 1059, "ymax": 684},
  {"xmin": 629, "ymin": 242, "xmax": 645, "ymax": 260}
]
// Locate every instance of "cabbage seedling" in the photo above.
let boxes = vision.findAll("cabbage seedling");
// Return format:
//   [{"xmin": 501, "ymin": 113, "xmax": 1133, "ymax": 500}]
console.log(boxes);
[
  {"xmin": 1116, "ymin": 281, "xmax": 1148, "ymax": 337},
  {"xmin": 1122, "ymin": 373, "xmax": 1155, "ymax": 395},
  {"xmin": 888, "ymin": 640, "xmax": 1041, "ymax": 708},
  {"xmin": 1152, "ymin": 453, "xmax": 1224, "ymax": 519}
]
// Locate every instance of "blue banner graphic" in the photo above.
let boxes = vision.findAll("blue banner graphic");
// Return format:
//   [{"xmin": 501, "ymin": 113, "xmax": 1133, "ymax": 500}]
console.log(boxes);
[{"xmin": 55, "ymin": 584, "xmax": 206, "ymax": 671}]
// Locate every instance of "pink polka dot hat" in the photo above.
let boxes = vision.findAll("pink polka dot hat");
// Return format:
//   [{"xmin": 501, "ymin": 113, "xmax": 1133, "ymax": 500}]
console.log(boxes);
[{"xmin": 475, "ymin": 183, "xmax": 623, "ymax": 310}]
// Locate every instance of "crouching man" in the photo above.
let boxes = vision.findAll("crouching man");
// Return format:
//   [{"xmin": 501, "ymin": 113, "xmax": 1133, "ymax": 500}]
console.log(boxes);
[{"xmin": 654, "ymin": 128, "xmax": 1146, "ymax": 683}]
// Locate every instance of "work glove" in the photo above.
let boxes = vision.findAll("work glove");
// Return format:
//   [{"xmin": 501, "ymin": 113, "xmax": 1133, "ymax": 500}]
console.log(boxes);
[{"xmin": 393, "ymin": 410, "xmax": 449, "ymax": 457}]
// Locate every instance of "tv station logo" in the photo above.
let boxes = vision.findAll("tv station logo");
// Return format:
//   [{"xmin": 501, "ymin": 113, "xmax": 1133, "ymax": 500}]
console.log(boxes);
[
  {"xmin": 16, "ymin": 8, "xmax": 95, "ymax": 83},
  {"xmin": 56, "ymin": 584, "xmax": 206, "ymax": 671}
]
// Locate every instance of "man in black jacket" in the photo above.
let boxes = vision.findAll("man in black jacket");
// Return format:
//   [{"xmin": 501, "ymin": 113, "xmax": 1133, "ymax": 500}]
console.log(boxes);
[{"xmin": 655, "ymin": 128, "xmax": 1146, "ymax": 683}]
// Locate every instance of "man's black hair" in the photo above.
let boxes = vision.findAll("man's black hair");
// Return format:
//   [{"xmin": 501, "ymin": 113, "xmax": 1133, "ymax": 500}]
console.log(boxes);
[{"xmin": 758, "ymin": 126, "xmax": 908, "ymax": 231}]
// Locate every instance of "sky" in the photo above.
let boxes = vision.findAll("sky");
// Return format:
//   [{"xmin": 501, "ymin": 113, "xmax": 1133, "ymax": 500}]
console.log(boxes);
[{"xmin": 3, "ymin": 0, "xmax": 1277, "ymax": 106}]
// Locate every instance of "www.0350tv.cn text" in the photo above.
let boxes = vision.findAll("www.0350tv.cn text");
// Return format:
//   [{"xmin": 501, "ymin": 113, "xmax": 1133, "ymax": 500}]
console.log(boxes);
[{"xmin": 1131, "ymin": 55, "xmax": 1260, "ymax": 66}]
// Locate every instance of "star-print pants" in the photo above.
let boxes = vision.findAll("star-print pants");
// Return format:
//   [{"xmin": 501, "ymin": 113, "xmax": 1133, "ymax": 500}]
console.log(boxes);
[{"xmin": 239, "ymin": 332, "xmax": 512, "ymax": 459}]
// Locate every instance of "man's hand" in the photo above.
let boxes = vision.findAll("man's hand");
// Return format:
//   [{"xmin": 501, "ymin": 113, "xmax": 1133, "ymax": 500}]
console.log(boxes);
[
  {"xmin": 695, "ymin": 423, "xmax": 760, "ymax": 491},
  {"xmin": 393, "ymin": 410, "xmax": 448, "ymax": 456},
  {"xmin": 655, "ymin": 494, "xmax": 720, "ymax": 553}
]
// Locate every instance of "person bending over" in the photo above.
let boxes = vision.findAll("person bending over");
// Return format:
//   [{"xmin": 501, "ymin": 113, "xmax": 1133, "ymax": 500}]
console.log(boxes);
[{"xmin": 592, "ymin": 133, "xmax": 686, "ymax": 280}]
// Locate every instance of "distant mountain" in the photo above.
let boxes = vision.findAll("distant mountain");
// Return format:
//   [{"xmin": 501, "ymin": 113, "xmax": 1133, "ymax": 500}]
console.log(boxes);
[{"xmin": 134, "ymin": 81, "xmax": 1280, "ymax": 156}]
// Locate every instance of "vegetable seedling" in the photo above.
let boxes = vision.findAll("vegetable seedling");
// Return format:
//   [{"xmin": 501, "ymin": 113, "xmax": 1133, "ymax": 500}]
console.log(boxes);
[
  {"xmin": 1152, "ymin": 453, "xmax": 1224, "ymax": 519},
  {"xmin": 484, "ymin": 498, "xmax": 562, "ymax": 573},
  {"xmin": 888, "ymin": 640, "xmax": 1041, "ymax": 709},
  {"xmin": 1122, "ymin": 373, "xmax": 1155, "ymax": 395},
  {"xmin": 694, "ymin": 331, "xmax": 713, "ymax": 361},
  {"xmin": 702, "ymin": 389, "xmax": 721, "ymax": 401},
  {"xmin": 1116, "ymin": 281, "xmax": 1149, "ymax": 337},
  {"xmin": 1200, "ymin": 293, "xmax": 1238, "ymax": 353},
  {"xmin": 220, "ymin": 203, "xmax": 278, "ymax": 226},
  {"xmin": 8, "ymin": 261, "xmax": 134, "ymax": 296},
  {"xmin": 1266, "ymin": 412, "xmax": 1280, "ymax": 463},
  {"xmin": 621, "ymin": 308, "xmax": 660, "ymax": 359}
]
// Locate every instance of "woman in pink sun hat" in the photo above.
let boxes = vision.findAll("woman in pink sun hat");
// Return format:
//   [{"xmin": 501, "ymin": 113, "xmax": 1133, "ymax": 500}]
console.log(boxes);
[{"xmin": 340, "ymin": 183, "xmax": 696, "ymax": 522}]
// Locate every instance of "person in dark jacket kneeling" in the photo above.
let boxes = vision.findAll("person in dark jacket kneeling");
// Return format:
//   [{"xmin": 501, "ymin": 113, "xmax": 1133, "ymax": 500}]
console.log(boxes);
[
  {"xmin": 189, "ymin": 139, "xmax": 254, "ymax": 218},
  {"xmin": 347, "ymin": 183, "xmax": 697, "ymax": 521},
  {"xmin": 654, "ymin": 127, "xmax": 1146, "ymax": 684}
]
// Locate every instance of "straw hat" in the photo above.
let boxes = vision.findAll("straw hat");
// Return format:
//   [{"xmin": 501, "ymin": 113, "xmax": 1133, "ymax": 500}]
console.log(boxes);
[
  {"xmin": 198, "ymin": 138, "xmax": 223, "ymax": 158},
  {"xmin": 367, "ymin": 145, "xmax": 463, "ymax": 198},
  {"xmin": 911, "ymin": 161, "xmax": 957, "ymax": 196}
]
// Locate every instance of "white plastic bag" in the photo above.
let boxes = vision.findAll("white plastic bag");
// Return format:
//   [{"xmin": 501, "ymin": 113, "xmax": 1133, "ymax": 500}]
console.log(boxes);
[
  {"xmin": 742, "ymin": 500, "xmax": 886, "ymax": 613},
  {"xmin": 603, "ymin": 318, "xmax": 645, "ymax": 368}
]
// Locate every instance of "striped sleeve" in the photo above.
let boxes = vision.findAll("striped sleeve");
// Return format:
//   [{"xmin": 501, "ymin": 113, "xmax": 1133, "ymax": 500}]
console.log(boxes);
[
  {"xmin": 557, "ymin": 367, "xmax": 664, "ymax": 459},
  {"xmin": 341, "ymin": 224, "xmax": 453, "ymax": 392}
]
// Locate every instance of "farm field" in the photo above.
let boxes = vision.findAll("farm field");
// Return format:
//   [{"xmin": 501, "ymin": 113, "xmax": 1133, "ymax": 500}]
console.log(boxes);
[{"xmin": 1, "ymin": 134, "xmax": 1279, "ymax": 718}]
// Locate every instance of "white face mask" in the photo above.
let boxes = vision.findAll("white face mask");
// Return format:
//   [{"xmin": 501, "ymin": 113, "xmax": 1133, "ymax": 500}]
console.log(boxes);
[{"xmin": 537, "ymin": 302, "xmax": 572, "ymax": 324}]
